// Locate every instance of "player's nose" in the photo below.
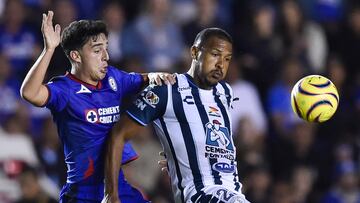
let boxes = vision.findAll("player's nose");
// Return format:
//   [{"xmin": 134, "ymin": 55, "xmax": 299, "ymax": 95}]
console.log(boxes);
[
  {"xmin": 215, "ymin": 58, "xmax": 224, "ymax": 69},
  {"xmin": 102, "ymin": 49, "xmax": 109, "ymax": 61}
]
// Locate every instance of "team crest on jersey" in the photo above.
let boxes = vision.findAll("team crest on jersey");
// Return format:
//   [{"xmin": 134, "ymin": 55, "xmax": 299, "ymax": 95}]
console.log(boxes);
[
  {"xmin": 85, "ymin": 109, "xmax": 98, "ymax": 123},
  {"xmin": 205, "ymin": 120, "xmax": 235, "ymax": 168},
  {"xmin": 143, "ymin": 91, "xmax": 159, "ymax": 107},
  {"xmin": 108, "ymin": 77, "xmax": 117, "ymax": 91},
  {"xmin": 208, "ymin": 106, "xmax": 221, "ymax": 117},
  {"xmin": 205, "ymin": 120, "xmax": 233, "ymax": 151}
]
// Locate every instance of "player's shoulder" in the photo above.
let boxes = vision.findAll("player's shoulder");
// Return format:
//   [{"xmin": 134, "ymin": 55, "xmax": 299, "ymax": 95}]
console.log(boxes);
[
  {"xmin": 174, "ymin": 73, "xmax": 191, "ymax": 89},
  {"xmin": 106, "ymin": 65, "xmax": 140, "ymax": 79},
  {"xmin": 107, "ymin": 65, "xmax": 136, "ymax": 75},
  {"xmin": 218, "ymin": 80, "xmax": 231, "ymax": 89},
  {"xmin": 105, "ymin": 66, "xmax": 120, "ymax": 77},
  {"xmin": 218, "ymin": 81, "xmax": 233, "ymax": 92},
  {"xmin": 216, "ymin": 80, "xmax": 234, "ymax": 100},
  {"xmin": 143, "ymin": 83, "xmax": 169, "ymax": 96},
  {"xmin": 47, "ymin": 74, "xmax": 70, "ymax": 86}
]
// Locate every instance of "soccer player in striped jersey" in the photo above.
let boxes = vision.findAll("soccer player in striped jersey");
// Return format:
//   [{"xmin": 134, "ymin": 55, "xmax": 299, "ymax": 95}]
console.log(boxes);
[
  {"xmin": 20, "ymin": 11, "xmax": 175, "ymax": 203},
  {"xmin": 103, "ymin": 28, "xmax": 250, "ymax": 203}
]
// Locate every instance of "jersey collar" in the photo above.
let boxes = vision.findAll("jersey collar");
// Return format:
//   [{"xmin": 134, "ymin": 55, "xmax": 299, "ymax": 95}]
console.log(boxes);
[{"xmin": 66, "ymin": 72, "xmax": 103, "ymax": 90}]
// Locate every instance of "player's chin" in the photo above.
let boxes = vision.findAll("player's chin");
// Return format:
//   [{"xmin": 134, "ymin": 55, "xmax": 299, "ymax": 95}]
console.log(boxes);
[
  {"xmin": 97, "ymin": 72, "xmax": 106, "ymax": 80},
  {"xmin": 207, "ymin": 76, "xmax": 222, "ymax": 86}
]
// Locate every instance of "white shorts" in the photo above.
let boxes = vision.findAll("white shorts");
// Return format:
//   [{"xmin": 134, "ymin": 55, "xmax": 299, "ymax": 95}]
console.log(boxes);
[{"xmin": 188, "ymin": 185, "xmax": 250, "ymax": 203}]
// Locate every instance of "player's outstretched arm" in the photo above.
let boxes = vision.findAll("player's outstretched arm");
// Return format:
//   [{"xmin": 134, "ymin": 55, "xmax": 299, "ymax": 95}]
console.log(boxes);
[
  {"xmin": 141, "ymin": 72, "xmax": 176, "ymax": 86},
  {"xmin": 103, "ymin": 114, "xmax": 144, "ymax": 203},
  {"xmin": 20, "ymin": 11, "xmax": 61, "ymax": 107}
]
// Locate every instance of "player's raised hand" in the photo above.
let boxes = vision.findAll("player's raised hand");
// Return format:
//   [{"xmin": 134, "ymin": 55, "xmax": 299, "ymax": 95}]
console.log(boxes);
[
  {"xmin": 148, "ymin": 72, "xmax": 176, "ymax": 86},
  {"xmin": 41, "ymin": 11, "xmax": 61, "ymax": 51}
]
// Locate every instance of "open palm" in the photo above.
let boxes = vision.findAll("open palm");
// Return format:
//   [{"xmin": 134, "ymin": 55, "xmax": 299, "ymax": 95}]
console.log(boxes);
[{"xmin": 41, "ymin": 11, "xmax": 61, "ymax": 50}]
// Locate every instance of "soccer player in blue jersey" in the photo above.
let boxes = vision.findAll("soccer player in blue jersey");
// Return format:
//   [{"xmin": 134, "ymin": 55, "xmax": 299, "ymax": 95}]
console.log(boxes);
[
  {"xmin": 103, "ymin": 28, "xmax": 250, "ymax": 203},
  {"xmin": 20, "ymin": 11, "xmax": 175, "ymax": 203}
]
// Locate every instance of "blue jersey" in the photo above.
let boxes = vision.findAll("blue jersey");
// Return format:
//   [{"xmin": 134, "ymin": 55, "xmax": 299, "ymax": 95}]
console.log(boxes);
[{"xmin": 45, "ymin": 66, "xmax": 147, "ymax": 201}]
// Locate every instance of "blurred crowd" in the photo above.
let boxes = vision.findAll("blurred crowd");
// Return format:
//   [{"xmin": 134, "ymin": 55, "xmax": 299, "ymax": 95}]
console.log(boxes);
[{"xmin": 1, "ymin": 0, "xmax": 360, "ymax": 202}]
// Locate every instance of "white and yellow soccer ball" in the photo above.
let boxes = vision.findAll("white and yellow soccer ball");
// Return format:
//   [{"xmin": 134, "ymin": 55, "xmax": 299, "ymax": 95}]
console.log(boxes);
[{"xmin": 291, "ymin": 75, "xmax": 339, "ymax": 122}]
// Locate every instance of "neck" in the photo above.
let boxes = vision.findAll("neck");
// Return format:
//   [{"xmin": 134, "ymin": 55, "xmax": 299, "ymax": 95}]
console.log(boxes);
[
  {"xmin": 187, "ymin": 63, "xmax": 212, "ymax": 90},
  {"xmin": 70, "ymin": 66, "xmax": 98, "ymax": 86}
]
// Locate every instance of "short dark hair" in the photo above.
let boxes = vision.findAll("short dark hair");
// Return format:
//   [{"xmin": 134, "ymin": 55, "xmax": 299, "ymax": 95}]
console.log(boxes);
[
  {"xmin": 193, "ymin": 27, "xmax": 233, "ymax": 48},
  {"xmin": 61, "ymin": 20, "xmax": 108, "ymax": 58}
]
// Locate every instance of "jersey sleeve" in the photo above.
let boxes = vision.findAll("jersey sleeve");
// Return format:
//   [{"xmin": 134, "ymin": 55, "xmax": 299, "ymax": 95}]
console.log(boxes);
[
  {"xmin": 122, "ymin": 141, "xmax": 138, "ymax": 164},
  {"xmin": 112, "ymin": 68, "xmax": 144, "ymax": 96},
  {"xmin": 44, "ymin": 77, "xmax": 70, "ymax": 112},
  {"xmin": 126, "ymin": 84, "xmax": 168, "ymax": 126}
]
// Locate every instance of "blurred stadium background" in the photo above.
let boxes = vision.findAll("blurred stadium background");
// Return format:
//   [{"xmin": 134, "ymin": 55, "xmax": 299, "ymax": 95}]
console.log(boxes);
[{"xmin": 1, "ymin": 0, "xmax": 360, "ymax": 202}]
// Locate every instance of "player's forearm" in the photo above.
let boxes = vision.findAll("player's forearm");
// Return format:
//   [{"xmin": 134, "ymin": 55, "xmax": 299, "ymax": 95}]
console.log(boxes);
[
  {"xmin": 104, "ymin": 131, "xmax": 126, "ymax": 197},
  {"xmin": 20, "ymin": 48, "xmax": 54, "ymax": 105}
]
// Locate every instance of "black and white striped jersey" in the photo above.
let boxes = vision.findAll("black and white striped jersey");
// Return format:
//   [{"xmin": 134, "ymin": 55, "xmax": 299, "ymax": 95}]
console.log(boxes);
[{"xmin": 126, "ymin": 73, "xmax": 242, "ymax": 202}]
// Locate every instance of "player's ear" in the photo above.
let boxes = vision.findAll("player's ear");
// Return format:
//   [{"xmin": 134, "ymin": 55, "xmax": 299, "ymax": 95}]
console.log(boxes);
[
  {"xmin": 191, "ymin": 46, "xmax": 199, "ymax": 61},
  {"xmin": 70, "ymin": 50, "xmax": 81, "ymax": 63}
]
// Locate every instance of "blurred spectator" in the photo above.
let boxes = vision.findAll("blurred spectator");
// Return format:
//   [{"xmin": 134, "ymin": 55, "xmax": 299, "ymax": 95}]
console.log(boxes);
[
  {"xmin": 317, "ymin": 55, "xmax": 357, "ymax": 144},
  {"xmin": 321, "ymin": 161, "xmax": 360, "ymax": 203},
  {"xmin": 182, "ymin": 0, "xmax": 223, "ymax": 47},
  {"xmin": 44, "ymin": 0, "xmax": 76, "ymax": 80},
  {"xmin": 129, "ymin": 0, "xmax": 184, "ymax": 71},
  {"xmin": 0, "ymin": 113, "xmax": 38, "ymax": 202},
  {"xmin": 0, "ymin": 111, "xmax": 59, "ymax": 202},
  {"xmin": 339, "ymin": 5, "xmax": 360, "ymax": 83},
  {"xmin": 267, "ymin": 56, "xmax": 304, "ymax": 138},
  {"xmin": 226, "ymin": 58, "xmax": 268, "ymax": 173},
  {"xmin": 277, "ymin": 0, "xmax": 328, "ymax": 73},
  {"xmin": 102, "ymin": 1, "xmax": 126, "ymax": 65},
  {"xmin": 291, "ymin": 165, "xmax": 317, "ymax": 203},
  {"xmin": 0, "ymin": 0, "xmax": 4, "ymax": 17},
  {"xmin": 244, "ymin": 164, "xmax": 271, "ymax": 203},
  {"xmin": 313, "ymin": 0, "xmax": 345, "ymax": 23},
  {"xmin": 15, "ymin": 165, "xmax": 57, "ymax": 203},
  {"xmin": 0, "ymin": 0, "xmax": 41, "ymax": 82},
  {"xmin": 72, "ymin": 0, "xmax": 103, "ymax": 19},
  {"xmin": 172, "ymin": 0, "xmax": 196, "ymax": 25},
  {"xmin": 35, "ymin": 116, "xmax": 66, "ymax": 188},
  {"xmin": 0, "ymin": 54, "xmax": 20, "ymax": 125},
  {"xmin": 270, "ymin": 181, "xmax": 294, "ymax": 203},
  {"xmin": 227, "ymin": 58, "xmax": 267, "ymax": 138},
  {"xmin": 101, "ymin": 1, "xmax": 145, "ymax": 66},
  {"xmin": 269, "ymin": 122, "xmax": 320, "ymax": 180},
  {"xmin": 53, "ymin": 0, "xmax": 77, "ymax": 29},
  {"xmin": 24, "ymin": 0, "xmax": 53, "ymax": 28},
  {"xmin": 235, "ymin": 2, "xmax": 282, "ymax": 102}
]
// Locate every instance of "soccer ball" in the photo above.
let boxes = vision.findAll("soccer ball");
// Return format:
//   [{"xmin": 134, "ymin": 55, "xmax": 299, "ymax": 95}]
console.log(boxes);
[{"xmin": 291, "ymin": 75, "xmax": 339, "ymax": 122}]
